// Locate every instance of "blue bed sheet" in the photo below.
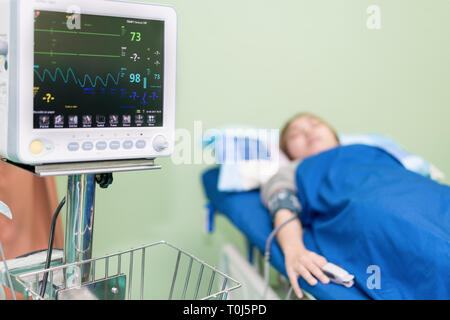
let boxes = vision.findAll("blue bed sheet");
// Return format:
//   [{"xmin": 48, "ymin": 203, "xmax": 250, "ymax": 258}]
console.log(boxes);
[{"xmin": 202, "ymin": 145, "xmax": 450, "ymax": 300}]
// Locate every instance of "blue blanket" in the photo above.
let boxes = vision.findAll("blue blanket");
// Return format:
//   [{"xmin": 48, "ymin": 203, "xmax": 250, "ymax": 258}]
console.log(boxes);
[
  {"xmin": 202, "ymin": 168, "xmax": 371, "ymax": 299},
  {"xmin": 202, "ymin": 145, "xmax": 450, "ymax": 299},
  {"xmin": 296, "ymin": 145, "xmax": 450, "ymax": 299}
]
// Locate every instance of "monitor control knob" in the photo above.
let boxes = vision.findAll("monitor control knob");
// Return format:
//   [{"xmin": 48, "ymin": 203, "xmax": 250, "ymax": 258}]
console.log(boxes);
[{"xmin": 153, "ymin": 135, "xmax": 169, "ymax": 152}]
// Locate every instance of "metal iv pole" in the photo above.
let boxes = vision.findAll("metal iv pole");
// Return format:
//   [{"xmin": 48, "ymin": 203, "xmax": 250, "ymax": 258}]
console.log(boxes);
[{"xmin": 64, "ymin": 174, "xmax": 96, "ymax": 285}]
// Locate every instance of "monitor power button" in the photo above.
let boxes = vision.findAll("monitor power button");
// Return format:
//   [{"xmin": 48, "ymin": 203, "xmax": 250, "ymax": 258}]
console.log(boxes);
[{"xmin": 152, "ymin": 135, "xmax": 168, "ymax": 152}]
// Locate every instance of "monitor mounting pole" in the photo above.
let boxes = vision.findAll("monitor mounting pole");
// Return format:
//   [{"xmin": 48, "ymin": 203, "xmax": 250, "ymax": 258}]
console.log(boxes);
[{"xmin": 64, "ymin": 174, "xmax": 96, "ymax": 285}]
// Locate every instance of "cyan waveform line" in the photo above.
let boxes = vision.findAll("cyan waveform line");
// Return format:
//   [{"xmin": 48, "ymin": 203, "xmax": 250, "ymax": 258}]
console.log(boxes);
[{"xmin": 34, "ymin": 67, "xmax": 121, "ymax": 88}]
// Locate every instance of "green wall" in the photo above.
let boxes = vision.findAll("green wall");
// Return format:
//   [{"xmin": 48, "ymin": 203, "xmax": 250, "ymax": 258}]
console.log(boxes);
[{"xmin": 56, "ymin": 0, "xmax": 450, "ymax": 285}]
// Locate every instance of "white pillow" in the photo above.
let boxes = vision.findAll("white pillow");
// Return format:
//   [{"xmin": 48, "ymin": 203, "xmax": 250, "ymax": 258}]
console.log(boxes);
[{"xmin": 204, "ymin": 129, "xmax": 446, "ymax": 192}]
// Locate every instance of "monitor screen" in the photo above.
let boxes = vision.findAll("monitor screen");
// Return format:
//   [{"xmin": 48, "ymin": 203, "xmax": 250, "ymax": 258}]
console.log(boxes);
[{"xmin": 33, "ymin": 10, "xmax": 164, "ymax": 129}]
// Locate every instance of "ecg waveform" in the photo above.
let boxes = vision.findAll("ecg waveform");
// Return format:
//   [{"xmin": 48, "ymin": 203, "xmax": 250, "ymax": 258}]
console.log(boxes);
[{"xmin": 34, "ymin": 67, "xmax": 122, "ymax": 88}]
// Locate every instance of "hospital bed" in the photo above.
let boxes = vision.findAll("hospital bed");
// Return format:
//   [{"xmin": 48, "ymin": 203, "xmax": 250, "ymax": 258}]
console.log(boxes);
[
  {"xmin": 202, "ymin": 167, "xmax": 369, "ymax": 300},
  {"xmin": 200, "ymin": 129, "xmax": 450, "ymax": 300}
]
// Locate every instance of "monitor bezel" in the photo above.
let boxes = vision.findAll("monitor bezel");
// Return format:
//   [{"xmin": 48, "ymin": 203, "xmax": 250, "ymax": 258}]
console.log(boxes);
[{"xmin": 15, "ymin": 0, "xmax": 177, "ymax": 164}]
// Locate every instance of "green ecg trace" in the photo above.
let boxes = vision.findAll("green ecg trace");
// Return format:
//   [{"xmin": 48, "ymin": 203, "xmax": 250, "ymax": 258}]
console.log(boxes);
[
  {"xmin": 35, "ymin": 52, "xmax": 120, "ymax": 58},
  {"xmin": 35, "ymin": 28, "xmax": 121, "ymax": 37}
]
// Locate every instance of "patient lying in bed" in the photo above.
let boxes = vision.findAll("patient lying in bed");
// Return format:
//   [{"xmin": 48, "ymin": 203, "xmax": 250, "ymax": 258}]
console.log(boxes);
[{"xmin": 260, "ymin": 113, "xmax": 450, "ymax": 299}]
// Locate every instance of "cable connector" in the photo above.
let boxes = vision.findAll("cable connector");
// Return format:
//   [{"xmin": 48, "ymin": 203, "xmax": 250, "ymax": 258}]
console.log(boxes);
[
  {"xmin": 322, "ymin": 263, "xmax": 355, "ymax": 288},
  {"xmin": 95, "ymin": 173, "xmax": 113, "ymax": 189}
]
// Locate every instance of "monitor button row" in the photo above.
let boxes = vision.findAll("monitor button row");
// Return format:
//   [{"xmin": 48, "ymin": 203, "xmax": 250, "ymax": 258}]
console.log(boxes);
[{"xmin": 67, "ymin": 140, "xmax": 147, "ymax": 152}]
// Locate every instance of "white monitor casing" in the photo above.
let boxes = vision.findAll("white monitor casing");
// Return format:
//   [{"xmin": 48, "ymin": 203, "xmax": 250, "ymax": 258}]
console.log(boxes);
[{"xmin": 0, "ymin": 0, "xmax": 177, "ymax": 165}]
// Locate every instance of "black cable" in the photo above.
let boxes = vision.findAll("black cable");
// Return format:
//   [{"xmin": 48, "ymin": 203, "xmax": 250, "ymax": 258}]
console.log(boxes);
[
  {"xmin": 39, "ymin": 174, "xmax": 112, "ymax": 298},
  {"xmin": 39, "ymin": 197, "xmax": 66, "ymax": 298},
  {"xmin": 263, "ymin": 214, "xmax": 298, "ymax": 299}
]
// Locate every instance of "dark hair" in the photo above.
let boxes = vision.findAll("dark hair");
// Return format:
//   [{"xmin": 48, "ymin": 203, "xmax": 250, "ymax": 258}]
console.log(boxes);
[{"xmin": 280, "ymin": 113, "xmax": 339, "ymax": 160}]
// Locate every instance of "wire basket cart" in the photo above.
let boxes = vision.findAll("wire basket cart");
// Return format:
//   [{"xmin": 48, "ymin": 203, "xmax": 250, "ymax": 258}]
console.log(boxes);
[{"xmin": 12, "ymin": 241, "xmax": 241, "ymax": 300}]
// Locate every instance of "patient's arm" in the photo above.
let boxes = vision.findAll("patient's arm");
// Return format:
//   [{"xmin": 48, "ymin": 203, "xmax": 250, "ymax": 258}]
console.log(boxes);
[
  {"xmin": 261, "ymin": 161, "xmax": 303, "ymax": 221},
  {"xmin": 261, "ymin": 161, "xmax": 330, "ymax": 298},
  {"xmin": 274, "ymin": 209, "xmax": 330, "ymax": 299},
  {"xmin": 260, "ymin": 160, "xmax": 300, "ymax": 209}
]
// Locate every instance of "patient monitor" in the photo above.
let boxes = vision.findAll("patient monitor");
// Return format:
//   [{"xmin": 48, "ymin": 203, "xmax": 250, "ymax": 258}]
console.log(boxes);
[{"xmin": 0, "ymin": 0, "xmax": 177, "ymax": 165}]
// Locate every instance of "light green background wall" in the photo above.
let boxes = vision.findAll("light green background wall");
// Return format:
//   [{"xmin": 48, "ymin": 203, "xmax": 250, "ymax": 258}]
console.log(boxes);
[{"xmin": 56, "ymin": 0, "xmax": 450, "ymax": 272}]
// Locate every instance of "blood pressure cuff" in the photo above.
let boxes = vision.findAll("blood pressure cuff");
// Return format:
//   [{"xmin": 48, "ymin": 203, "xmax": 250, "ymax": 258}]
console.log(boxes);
[{"xmin": 267, "ymin": 189, "xmax": 302, "ymax": 221}]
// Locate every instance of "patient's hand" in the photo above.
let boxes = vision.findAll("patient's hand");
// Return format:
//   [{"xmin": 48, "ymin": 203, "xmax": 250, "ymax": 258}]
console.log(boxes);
[
  {"xmin": 284, "ymin": 246, "xmax": 330, "ymax": 298},
  {"xmin": 274, "ymin": 209, "xmax": 331, "ymax": 298}
]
